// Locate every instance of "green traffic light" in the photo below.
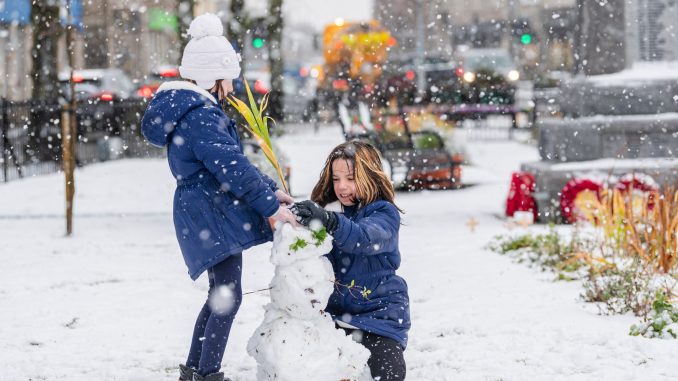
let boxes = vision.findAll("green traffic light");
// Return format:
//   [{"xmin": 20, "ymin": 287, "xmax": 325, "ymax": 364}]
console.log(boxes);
[
  {"xmin": 252, "ymin": 37, "xmax": 264, "ymax": 49},
  {"xmin": 520, "ymin": 33, "xmax": 532, "ymax": 45}
]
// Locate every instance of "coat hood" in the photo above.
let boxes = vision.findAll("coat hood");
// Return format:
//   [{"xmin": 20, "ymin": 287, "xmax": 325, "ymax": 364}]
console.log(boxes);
[{"xmin": 141, "ymin": 81, "xmax": 218, "ymax": 147}]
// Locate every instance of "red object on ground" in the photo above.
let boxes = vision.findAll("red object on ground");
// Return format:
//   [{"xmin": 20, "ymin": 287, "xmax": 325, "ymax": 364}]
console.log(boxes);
[
  {"xmin": 615, "ymin": 173, "xmax": 658, "ymax": 209},
  {"xmin": 505, "ymin": 172, "xmax": 537, "ymax": 220},
  {"xmin": 560, "ymin": 178, "xmax": 602, "ymax": 223},
  {"xmin": 615, "ymin": 174, "xmax": 658, "ymax": 193}
]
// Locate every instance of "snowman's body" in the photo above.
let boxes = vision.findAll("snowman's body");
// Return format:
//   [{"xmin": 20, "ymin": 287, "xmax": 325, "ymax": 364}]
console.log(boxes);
[{"xmin": 247, "ymin": 223, "xmax": 370, "ymax": 380}]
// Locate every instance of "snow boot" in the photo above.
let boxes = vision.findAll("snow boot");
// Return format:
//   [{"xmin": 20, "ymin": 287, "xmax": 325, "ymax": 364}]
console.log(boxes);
[
  {"xmin": 178, "ymin": 364, "xmax": 195, "ymax": 381},
  {"xmin": 191, "ymin": 371, "xmax": 230, "ymax": 381}
]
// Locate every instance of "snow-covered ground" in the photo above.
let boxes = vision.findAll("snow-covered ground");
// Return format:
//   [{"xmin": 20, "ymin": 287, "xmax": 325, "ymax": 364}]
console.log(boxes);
[{"xmin": 2, "ymin": 124, "xmax": 677, "ymax": 380}]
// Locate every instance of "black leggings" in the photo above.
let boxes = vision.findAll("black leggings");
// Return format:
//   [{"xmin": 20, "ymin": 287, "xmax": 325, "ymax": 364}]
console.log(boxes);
[
  {"xmin": 343, "ymin": 328, "xmax": 406, "ymax": 381},
  {"xmin": 186, "ymin": 254, "xmax": 243, "ymax": 376}
]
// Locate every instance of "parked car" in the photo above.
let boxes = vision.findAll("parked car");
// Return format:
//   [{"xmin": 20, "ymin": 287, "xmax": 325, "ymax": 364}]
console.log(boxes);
[
  {"xmin": 376, "ymin": 58, "xmax": 418, "ymax": 106},
  {"xmin": 58, "ymin": 68, "xmax": 136, "ymax": 136},
  {"xmin": 453, "ymin": 48, "xmax": 519, "ymax": 105},
  {"xmin": 59, "ymin": 68, "xmax": 136, "ymax": 101},
  {"xmin": 135, "ymin": 65, "xmax": 181, "ymax": 99}
]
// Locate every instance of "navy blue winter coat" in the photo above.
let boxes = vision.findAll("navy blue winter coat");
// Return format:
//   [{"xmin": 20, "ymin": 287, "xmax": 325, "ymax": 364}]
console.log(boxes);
[
  {"xmin": 325, "ymin": 200, "xmax": 411, "ymax": 349},
  {"xmin": 141, "ymin": 81, "xmax": 280, "ymax": 280}
]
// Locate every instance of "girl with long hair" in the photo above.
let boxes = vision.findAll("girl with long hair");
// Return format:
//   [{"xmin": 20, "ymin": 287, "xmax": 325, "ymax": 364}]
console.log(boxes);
[{"xmin": 291, "ymin": 141, "xmax": 410, "ymax": 381}]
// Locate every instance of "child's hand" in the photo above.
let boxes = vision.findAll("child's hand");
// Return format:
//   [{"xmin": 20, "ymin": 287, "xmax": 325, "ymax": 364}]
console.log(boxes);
[
  {"xmin": 290, "ymin": 200, "xmax": 338, "ymax": 232},
  {"xmin": 274, "ymin": 189, "xmax": 294, "ymax": 206},
  {"xmin": 271, "ymin": 205, "xmax": 300, "ymax": 227}
]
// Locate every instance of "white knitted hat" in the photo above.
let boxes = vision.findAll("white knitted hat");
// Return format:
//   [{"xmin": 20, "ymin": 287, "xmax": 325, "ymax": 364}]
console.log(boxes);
[{"xmin": 179, "ymin": 13, "xmax": 242, "ymax": 89}]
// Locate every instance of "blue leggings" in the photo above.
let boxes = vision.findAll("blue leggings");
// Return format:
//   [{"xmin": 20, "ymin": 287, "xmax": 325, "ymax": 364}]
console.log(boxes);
[{"xmin": 186, "ymin": 253, "xmax": 243, "ymax": 376}]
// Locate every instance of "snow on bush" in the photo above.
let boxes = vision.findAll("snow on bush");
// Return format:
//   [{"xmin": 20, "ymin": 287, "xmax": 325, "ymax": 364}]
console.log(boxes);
[
  {"xmin": 630, "ymin": 292, "xmax": 678, "ymax": 339},
  {"xmin": 247, "ymin": 223, "xmax": 370, "ymax": 380}
]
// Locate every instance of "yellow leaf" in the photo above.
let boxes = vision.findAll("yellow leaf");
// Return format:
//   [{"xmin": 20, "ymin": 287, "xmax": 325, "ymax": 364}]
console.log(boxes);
[
  {"xmin": 226, "ymin": 83, "xmax": 288, "ymax": 193},
  {"xmin": 244, "ymin": 81, "xmax": 265, "ymax": 134},
  {"xmin": 227, "ymin": 96, "xmax": 261, "ymax": 136}
]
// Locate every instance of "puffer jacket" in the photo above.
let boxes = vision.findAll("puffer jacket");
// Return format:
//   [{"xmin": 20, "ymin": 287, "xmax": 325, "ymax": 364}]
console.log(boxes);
[
  {"xmin": 141, "ymin": 81, "xmax": 279, "ymax": 280},
  {"xmin": 325, "ymin": 200, "xmax": 411, "ymax": 349}
]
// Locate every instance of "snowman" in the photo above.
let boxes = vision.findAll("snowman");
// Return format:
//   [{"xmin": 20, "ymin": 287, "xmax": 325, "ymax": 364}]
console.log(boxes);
[{"xmin": 247, "ymin": 223, "xmax": 370, "ymax": 380}]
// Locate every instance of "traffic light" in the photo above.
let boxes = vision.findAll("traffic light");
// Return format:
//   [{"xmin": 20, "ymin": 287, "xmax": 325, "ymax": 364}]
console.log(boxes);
[
  {"xmin": 252, "ymin": 37, "xmax": 264, "ymax": 48},
  {"xmin": 251, "ymin": 18, "xmax": 267, "ymax": 49},
  {"xmin": 512, "ymin": 18, "xmax": 534, "ymax": 45}
]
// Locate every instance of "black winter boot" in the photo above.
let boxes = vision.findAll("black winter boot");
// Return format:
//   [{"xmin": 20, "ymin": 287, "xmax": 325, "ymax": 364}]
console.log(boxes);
[
  {"xmin": 192, "ymin": 371, "xmax": 230, "ymax": 381},
  {"xmin": 179, "ymin": 364, "xmax": 195, "ymax": 381}
]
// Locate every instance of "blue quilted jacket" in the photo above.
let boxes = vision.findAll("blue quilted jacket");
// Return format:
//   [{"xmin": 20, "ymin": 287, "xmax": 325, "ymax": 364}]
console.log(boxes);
[
  {"xmin": 141, "ymin": 81, "xmax": 279, "ymax": 280},
  {"xmin": 325, "ymin": 200, "xmax": 411, "ymax": 349}
]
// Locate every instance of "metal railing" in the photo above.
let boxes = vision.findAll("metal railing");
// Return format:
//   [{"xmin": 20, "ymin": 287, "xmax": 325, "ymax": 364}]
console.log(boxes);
[{"xmin": 0, "ymin": 98, "xmax": 162, "ymax": 183}]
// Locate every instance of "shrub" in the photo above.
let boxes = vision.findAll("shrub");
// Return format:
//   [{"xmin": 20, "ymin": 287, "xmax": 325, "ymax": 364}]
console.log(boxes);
[
  {"xmin": 581, "ymin": 261, "xmax": 654, "ymax": 316},
  {"xmin": 630, "ymin": 292, "xmax": 678, "ymax": 339},
  {"xmin": 487, "ymin": 229, "xmax": 591, "ymax": 278}
]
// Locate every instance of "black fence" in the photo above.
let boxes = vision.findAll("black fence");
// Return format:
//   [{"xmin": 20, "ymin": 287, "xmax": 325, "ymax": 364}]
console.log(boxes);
[{"xmin": 0, "ymin": 98, "xmax": 163, "ymax": 182}]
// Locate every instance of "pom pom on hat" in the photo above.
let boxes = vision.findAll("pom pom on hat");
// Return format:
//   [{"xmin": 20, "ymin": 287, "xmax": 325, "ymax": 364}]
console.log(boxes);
[
  {"xmin": 187, "ymin": 13, "xmax": 224, "ymax": 39},
  {"xmin": 179, "ymin": 13, "xmax": 242, "ymax": 88}
]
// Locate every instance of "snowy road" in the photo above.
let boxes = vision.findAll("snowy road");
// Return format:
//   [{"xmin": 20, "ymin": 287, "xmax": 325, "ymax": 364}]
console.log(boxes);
[{"xmin": 2, "ymin": 125, "xmax": 676, "ymax": 380}]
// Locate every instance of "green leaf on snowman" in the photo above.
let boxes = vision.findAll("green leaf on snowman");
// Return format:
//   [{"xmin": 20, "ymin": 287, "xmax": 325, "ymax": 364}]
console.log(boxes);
[
  {"xmin": 289, "ymin": 238, "xmax": 308, "ymax": 252},
  {"xmin": 312, "ymin": 227, "xmax": 328, "ymax": 246}
]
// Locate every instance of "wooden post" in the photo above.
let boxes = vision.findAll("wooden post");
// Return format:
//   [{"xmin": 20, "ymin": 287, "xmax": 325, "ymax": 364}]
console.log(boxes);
[
  {"xmin": 62, "ymin": 0, "xmax": 77, "ymax": 236},
  {"xmin": 61, "ymin": 103, "xmax": 75, "ymax": 235}
]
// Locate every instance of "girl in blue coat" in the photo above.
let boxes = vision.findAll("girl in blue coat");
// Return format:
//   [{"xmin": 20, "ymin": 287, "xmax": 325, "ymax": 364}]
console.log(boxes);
[
  {"xmin": 291, "ymin": 141, "xmax": 410, "ymax": 381},
  {"xmin": 141, "ymin": 14, "xmax": 297, "ymax": 381}
]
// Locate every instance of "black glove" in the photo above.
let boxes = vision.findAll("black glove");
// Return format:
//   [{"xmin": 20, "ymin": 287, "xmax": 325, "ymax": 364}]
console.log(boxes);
[{"xmin": 290, "ymin": 200, "xmax": 338, "ymax": 233}]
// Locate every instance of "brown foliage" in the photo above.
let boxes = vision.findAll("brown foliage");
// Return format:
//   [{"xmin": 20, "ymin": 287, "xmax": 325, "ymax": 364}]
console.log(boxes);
[{"xmin": 576, "ymin": 187, "xmax": 678, "ymax": 274}]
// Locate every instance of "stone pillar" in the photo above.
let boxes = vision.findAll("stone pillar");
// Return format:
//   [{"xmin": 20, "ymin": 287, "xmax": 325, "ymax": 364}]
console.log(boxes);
[{"xmin": 575, "ymin": 0, "xmax": 626, "ymax": 75}]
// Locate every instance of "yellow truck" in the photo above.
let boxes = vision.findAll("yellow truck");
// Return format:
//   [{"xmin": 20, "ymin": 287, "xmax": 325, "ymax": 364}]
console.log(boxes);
[{"xmin": 317, "ymin": 19, "xmax": 395, "ymax": 104}]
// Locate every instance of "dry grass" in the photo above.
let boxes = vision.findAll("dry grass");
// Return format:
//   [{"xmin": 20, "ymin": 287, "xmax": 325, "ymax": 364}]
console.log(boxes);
[{"xmin": 575, "ymin": 187, "xmax": 678, "ymax": 274}]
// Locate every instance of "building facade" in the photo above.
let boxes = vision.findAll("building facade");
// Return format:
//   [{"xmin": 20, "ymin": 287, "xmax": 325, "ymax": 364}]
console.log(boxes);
[
  {"xmin": 440, "ymin": 0, "xmax": 577, "ymax": 72},
  {"xmin": 373, "ymin": 0, "xmax": 453, "ymax": 60},
  {"xmin": 624, "ymin": 0, "xmax": 678, "ymax": 64},
  {"xmin": 81, "ymin": 0, "xmax": 181, "ymax": 80}
]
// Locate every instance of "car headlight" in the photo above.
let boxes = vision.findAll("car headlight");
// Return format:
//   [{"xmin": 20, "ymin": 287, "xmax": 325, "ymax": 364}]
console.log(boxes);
[
  {"xmin": 507, "ymin": 70, "xmax": 520, "ymax": 81},
  {"xmin": 463, "ymin": 72, "xmax": 476, "ymax": 83}
]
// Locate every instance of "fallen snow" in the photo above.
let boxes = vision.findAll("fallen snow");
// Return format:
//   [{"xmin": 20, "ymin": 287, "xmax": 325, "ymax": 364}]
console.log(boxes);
[
  {"xmin": 587, "ymin": 61, "xmax": 678, "ymax": 85},
  {"xmin": 1, "ymin": 124, "xmax": 677, "ymax": 380},
  {"xmin": 548, "ymin": 157, "xmax": 678, "ymax": 172}
]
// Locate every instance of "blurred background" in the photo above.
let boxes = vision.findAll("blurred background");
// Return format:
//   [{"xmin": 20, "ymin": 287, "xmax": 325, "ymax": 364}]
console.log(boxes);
[{"xmin": 2, "ymin": 0, "xmax": 678, "ymax": 222}]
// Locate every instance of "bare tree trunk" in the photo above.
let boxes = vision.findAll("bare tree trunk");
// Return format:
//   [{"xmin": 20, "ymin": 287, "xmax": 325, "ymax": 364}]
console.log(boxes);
[
  {"xmin": 31, "ymin": 2, "xmax": 61, "ymax": 100},
  {"xmin": 267, "ymin": 0, "xmax": 284, "ymax": 121},
  {"xmin": 177, "ymin": 0, "xmax": 195, "ymax": 52},
  {"xmin": 29, "ymin": 2, "xmax": 62, "ymax": 165},
  {"xmin": 228, "ymin": 0, "xmax": 247, "ymax": 51}
]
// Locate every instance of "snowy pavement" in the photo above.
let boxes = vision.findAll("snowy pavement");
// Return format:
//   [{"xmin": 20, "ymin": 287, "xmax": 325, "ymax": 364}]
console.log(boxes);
[{"xmin": 2, "ymin": 124, "xmax": 677, "ymax": 380}]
